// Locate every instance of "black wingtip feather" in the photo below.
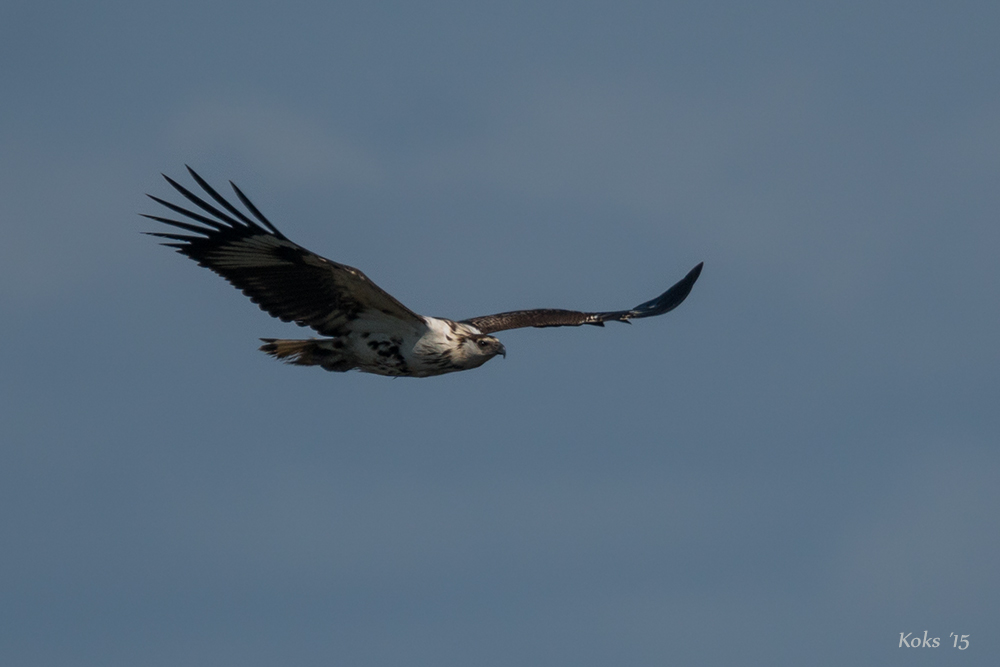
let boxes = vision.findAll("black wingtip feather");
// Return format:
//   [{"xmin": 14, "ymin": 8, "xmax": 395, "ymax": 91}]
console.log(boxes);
[
  {"xmin": 145, "ymin": 168, "xmax": 289, "ymax": 241},
  {"xmin": 144, "ymin": 195, "xmax": 232, "ymax": 232},
  {"xmin": 185, "ymin": 165, "xmax": 265, "ymax": 232},
  {"xmin": 160, "ymin": 173, "xmax": 250, "ymax": 231},
  {"xmin": 144, "ymin": 231, "xmax": 200, "ymax": 242},
  {"xmin": 229, "ymin": 180, "xmax": 285, "ymax": 238},
  {"xmin": 628, "ymin": 261, "xmax": 704, "ymax": 319},
  {"xmin": 140, "ymin": 212, "xmax": 216, "ymax": 236}
]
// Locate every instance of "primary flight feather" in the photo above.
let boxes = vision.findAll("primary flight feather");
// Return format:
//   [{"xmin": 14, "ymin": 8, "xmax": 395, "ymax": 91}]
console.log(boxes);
[{"xmin": 144, "ymin": 167, "xmax": 703, "ymax": 377}]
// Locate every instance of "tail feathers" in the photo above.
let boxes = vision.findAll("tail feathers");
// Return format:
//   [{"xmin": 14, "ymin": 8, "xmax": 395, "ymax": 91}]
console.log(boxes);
[{"xmin": 259, "ymin": 338, "xmax": 354, "ymax": 372}]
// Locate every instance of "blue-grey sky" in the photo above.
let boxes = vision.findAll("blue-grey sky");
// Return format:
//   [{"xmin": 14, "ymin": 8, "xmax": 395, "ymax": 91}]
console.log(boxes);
[{"xmin": 2, "ymin": 2, "xmax": 998, "ymax": 665}]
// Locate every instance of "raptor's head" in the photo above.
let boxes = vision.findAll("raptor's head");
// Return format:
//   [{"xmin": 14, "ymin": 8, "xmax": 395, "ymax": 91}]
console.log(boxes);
[{"xmin": 462, "ymin": 334, "xmax": 506, "ymax": 363}]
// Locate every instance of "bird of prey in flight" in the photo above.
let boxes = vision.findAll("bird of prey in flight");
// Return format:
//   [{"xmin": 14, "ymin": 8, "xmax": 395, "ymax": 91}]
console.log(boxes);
[{"xmin": 144, "ymin": 167, "xmax": 703, "ymax": 378}]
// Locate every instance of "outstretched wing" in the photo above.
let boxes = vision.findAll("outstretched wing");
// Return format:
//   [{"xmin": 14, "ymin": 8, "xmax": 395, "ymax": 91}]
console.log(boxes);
[
  {"xmin": 143, "ymin": 167, "xmax": 425, "ymax": 336},
  {"xmin": 462, "ymin": 262, "xmax": 703, "ymax": 334}
]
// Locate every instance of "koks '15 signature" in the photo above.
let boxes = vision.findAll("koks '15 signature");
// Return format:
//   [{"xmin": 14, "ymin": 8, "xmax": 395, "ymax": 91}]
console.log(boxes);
[{"xmin": 899, "ymin": 632, "xmax": 969, "ymax": 649}]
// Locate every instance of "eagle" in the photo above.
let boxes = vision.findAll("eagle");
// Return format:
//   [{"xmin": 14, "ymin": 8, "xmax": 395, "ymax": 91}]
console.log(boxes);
[{"xmin": 144, "ymin": 167, "xmax": 703, "ymax": 378}]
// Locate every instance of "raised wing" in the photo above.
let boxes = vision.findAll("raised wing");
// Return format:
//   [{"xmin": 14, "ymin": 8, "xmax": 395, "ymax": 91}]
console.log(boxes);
[
  {"xmin": 463, "ymin": 262, "xmax": 703, "ymax": 334},
  {"xmin": 143, "ymin": 167, "xmax": 425, "ymax": 336}
]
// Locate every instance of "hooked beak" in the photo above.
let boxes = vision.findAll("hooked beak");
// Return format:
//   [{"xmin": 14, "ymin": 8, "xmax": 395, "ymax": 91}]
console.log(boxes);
[{"xmin": 498, "ymin": 343, "xmax": 506, "ymax": 358}]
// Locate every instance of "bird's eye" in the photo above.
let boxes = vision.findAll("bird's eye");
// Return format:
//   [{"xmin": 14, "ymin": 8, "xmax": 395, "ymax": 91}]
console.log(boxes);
[{"xmin": 477, "ymin": 339, "xmax": 488, "ymax": 348}]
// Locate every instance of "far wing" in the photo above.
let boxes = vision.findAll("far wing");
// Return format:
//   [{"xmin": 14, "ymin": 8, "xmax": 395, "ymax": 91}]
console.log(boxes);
[
  {"xmin": 143, "ymin": 167, "xmax": 426, "ymax": 337},
  {"xmin": 462, "ymin": 262, "xmax": 703, "ymax": 334}
]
